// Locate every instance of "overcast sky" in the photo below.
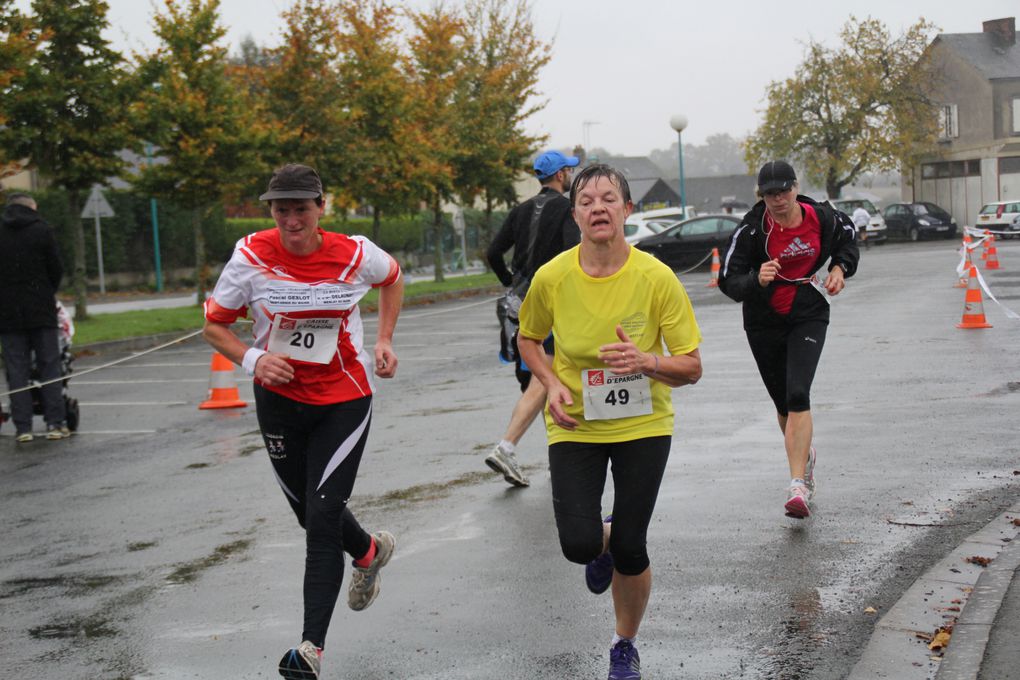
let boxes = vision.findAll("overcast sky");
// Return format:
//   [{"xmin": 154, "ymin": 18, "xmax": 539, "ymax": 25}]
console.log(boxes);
[{"xmin": 13, "ymin": 0, "xmax": 1019, "ymax": 154}]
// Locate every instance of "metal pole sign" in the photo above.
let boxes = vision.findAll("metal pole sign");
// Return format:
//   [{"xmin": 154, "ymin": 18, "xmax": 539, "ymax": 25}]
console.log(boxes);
[
  {"xmin": 80, "ymin": 185, "xmax": 114, "ymax": 295},
  {"xmin": 453, "ymin": 208, "xmax": 468, "ymax": 271}
]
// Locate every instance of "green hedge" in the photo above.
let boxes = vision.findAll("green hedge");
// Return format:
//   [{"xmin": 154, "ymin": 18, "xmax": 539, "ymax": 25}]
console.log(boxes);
[{"xmin": 23, "ymin": 189, "xmax": 510, "ymax": 283}]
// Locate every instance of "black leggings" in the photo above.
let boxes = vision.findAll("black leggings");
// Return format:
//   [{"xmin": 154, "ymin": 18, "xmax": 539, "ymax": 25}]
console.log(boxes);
[
  {"xmin": 254, "ymin": 385, "xmax": 374, "ymax": 650},
  {"xmin": 548, "ymin": 436, "xmax": 671, "ymax": 576},
  {"xmin": 746, "ymin": 319, "xmax": 827, "ymax": 416}
]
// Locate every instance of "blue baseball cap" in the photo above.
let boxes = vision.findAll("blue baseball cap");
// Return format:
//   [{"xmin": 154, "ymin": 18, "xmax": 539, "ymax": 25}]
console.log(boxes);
[{"xmin": 533, "ymin": 150, "xmax": 580, "ymax": 180}]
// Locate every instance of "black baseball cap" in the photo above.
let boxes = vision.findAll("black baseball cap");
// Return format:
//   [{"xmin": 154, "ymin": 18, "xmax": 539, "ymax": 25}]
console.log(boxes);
[
  {"xmin": 757, "ymin": 160, "xmax": 797, "ymax": 194},
  {"xmin": 259, "ymin": 164, "xmax": 323, "ymax": 201}
]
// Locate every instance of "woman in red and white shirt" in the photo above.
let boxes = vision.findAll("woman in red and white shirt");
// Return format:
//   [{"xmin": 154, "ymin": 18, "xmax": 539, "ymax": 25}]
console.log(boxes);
[{"xmin": 203, "ymin": 164, "xmax": 403, "ymax": 680}]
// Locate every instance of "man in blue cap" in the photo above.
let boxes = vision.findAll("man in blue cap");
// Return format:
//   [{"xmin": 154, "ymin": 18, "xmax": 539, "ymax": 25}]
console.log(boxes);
[{"xmin": 484, "ymin": 150, "xmax": 581, "ymax": 487}]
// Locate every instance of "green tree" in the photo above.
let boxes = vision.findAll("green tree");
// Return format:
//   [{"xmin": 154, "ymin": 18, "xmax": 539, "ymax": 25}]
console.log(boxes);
[
  {"xmin": 131, "ymin": 0, "xmax": 262, "ymax": 304},
  {"xmin": 744, "ymin": 16, "xmax": 939, "ymax": 198},
  {"xmin": 456, "ymin": 0, "xmax": 549, "ymax": 247},
  {"xmin": 259, "ymin": 0, "xmax": 348, "ymax": 194},
  {"xmin": 336, "ymin": 0, "xmax": 416, "ymax": 243},
  {"xmin": 0, "ymin": 0, "xmax": 36, "ymax": 179},
  {"xmin": 406, "ymin": 4, "xmax": 468, "ymax": 282},
  {"xmin": 0, "ymin": 0, "xmax": 132, "ymax": 319}
]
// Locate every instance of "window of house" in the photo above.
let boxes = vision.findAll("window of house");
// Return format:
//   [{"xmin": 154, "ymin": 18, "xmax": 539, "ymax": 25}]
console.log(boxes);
[
  {"xmin": 939, "ymin": 104, "xmax": 959, "ymax": 139},
  {"xmin": 1013, "ymin": 97, "xmax": 1020, "ymax": 135},
  {"xmin": 922, "ymin": 164, "xmax": 937, "ymax": 179}
]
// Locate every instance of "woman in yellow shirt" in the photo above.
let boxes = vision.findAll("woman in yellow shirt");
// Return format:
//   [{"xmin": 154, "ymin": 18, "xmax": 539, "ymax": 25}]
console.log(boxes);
[{"xmin": 518, "ymin": 164, "xmax": 702, "ymax": 680}]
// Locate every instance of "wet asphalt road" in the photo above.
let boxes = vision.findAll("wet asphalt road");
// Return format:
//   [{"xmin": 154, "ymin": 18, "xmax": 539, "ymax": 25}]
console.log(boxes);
[{"xmin": 1, "ymin": 239, "xmax": 1018, "ymax": 680}]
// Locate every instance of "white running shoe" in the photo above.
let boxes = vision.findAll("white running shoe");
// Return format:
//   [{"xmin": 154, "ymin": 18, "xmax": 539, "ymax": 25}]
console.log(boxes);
[
  {"xmin": 484, "ymin": 445, "xmax": 530, "ymax": 487},
  {"xmin": 804, "ymin": 446, "xmax": 816, "ymax": 499},
  {"xmin": 785, "ymin": 482, "xmax": 811, "ymax": 519},
  {"xmin": 278, "ymin": 640, "xmax": 321, "ymax": 679}
]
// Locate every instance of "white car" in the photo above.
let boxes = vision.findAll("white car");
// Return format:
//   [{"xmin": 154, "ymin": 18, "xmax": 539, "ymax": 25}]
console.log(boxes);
[
  {"xmin": 976, "ymin": 201, "xmax": 1020, "ymax": 239},
  {"xmin": 830, "ymin": 198, "xmax": 887, "ymax": 243},
  {"xmin": 624, "ymin": 207, "xmax": 697, "ymax": 244}
]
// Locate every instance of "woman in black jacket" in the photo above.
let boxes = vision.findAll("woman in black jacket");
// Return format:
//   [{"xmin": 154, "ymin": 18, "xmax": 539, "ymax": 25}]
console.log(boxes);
[{"xmin": 718, "ymin": 161, "xmax": 859, "ymax": 519}]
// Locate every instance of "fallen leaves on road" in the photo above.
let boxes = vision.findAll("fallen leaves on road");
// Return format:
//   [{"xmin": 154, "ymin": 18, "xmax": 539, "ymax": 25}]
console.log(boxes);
[
  {"xmin": 863, "ymin": 606, "xmax": 877, "ymax": 614},
  {"xmin": 927, "ymin": 626, "xmax": 953, "ymax": 651},
  {"xmin": 1012, "ymin": 517, "xmax": 1020, "ymax": 526},
  {"xmin": 965, "ymin": 555, "xmax": 992, "ymax": 567}
]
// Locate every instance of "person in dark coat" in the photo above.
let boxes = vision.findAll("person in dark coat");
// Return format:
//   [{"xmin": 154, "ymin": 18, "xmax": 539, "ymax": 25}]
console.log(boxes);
[{"xmin": 0, "ymin": 193, "xmax": 69, "ymax": 442}]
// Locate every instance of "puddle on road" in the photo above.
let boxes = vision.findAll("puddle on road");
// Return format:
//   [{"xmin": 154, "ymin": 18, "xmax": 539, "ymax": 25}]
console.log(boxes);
[
  {"xmin": 2, "ymin": 573, "xmax": 124, "ymax": 598},
  {"xmin": 981, "ymin": 381, "xmax": 1020, "ymax": 397},
  {"xmin": 165, "ymin": 538, "xmax": 253, "ymax": 585},
  {"xmin": 29, "ymin": 615, "xmax": 118, "ymax": 640},
  {"xmin": 359, "ymin": 470, "xmax": 494, "ymax": 510}
]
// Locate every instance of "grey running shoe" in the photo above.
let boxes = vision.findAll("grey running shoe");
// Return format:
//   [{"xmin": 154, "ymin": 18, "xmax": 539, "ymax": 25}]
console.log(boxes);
[
  {"xmin": 484, "ymin": 446, "xmax": 530, "ymax": 487},
  {"xmin": 804, "ymin": 446, "xmax": 817, "ymax": 499},
  {"xmin": 278, "ymin": 640, "xmax": 320, "ymax": 679},
  {"xmin": 348, "ymin": 530, "xmax": 395, "ymax": 611}
]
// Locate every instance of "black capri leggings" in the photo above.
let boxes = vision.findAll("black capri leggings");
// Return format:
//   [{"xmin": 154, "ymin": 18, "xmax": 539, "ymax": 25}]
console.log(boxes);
[
  {"xmin": 254, "ymin": 384, "xmax": 374, "ymax": 650},
  {"xmin": 746, "ymin": 318, "xmax": 828, "ymax": 416},
  {"xmin": 548, "ymin": 436, "xmax": 671, "ymax": 576}
]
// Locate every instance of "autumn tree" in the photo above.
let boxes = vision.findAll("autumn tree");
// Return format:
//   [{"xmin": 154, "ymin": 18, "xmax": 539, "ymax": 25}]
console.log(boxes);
[
  {"xmin": 405, "ymin": 4, "xmax": 468, "ymax": 282},
  {"xmin": 131, "ymin": 0, "xmax": 262, "ymax": 304},
  {"xmin": 335, "ymin": 0, "xmax": 416, "ymax": 243},
  {"xmin": 0, "ymin": 0, "xmax": 37, "ymax": 182},
  {"xmin": 0, "ymin": 0, "xmax": 133, "ymax": 320},
  {"xmin": 455, "ymin": 0, "xmax": 549, "ymax": 245},
  {"xmin": 259, "ymin": 0, "xmax": 348, "ymax": 194},
  {"xmin": 745, "ymin": 16, "xmax": 939, "ymax": 198}
]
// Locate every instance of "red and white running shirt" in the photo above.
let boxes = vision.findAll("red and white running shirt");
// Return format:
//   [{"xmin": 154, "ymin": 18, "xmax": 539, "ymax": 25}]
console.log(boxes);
[{"xmin": 204, "ymin": 228, "xmax": 400, "ymax": 405}]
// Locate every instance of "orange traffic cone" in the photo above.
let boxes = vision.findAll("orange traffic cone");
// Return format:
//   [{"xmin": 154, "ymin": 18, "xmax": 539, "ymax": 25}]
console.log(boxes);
[
  {"xmin": 985, "ymin": 235, "xmax": 1001, "ymax": 270},
  {"xmin": 199, "ymin": 352, "xmax": 248, "ymax": 409},
  {"xmin": 707, "ymin": 248, "xmax": 721, "ymax": 288},
  {"xmin": 956, "ymin": 266, "xmax": 992, "ymax": 329},
  {"xmin": 956, "ymin": 233, "xmax": 972, "ymax": 287},
  {"xmin": 981, "ymin": 231, "xmax": 990, "ymax": 260}
]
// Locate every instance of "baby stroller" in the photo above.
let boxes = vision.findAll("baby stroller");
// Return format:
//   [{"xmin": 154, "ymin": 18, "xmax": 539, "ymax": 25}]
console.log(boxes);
[{"xmin": 0, "ymin": 301, "xmax": 80, "ymax": 433}]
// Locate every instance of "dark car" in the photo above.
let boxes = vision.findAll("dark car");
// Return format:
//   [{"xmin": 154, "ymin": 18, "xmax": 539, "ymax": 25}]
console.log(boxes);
[
  {"xmin": 882, "ymin": 202, "xmax": 958, "ymax": 241},
  {"xmin": 635, "ymin": 214, "xmax": 742, "ymax": 270}
]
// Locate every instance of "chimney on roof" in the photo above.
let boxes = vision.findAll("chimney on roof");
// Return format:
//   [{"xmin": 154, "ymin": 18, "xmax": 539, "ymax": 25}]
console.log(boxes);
[{"xmin": 982, "ymin": 17, "xmax": 1016, "ymax": 46}]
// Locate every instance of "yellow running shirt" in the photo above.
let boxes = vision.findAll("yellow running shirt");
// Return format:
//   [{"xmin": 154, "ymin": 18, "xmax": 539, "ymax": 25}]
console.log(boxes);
[{"xmin": 519, "ymin": 246, "xmax": 701, "ymax": 444}]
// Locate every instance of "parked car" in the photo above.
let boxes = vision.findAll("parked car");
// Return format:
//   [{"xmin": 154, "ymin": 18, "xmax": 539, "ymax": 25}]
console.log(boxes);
[
  {"xmin": 624, "ymin": 206, "xmax": 698, "ymax": 244},
  {"xmin": 635, "ymin": 214, "xmax": 742, "ymax": 270},
  {"xmin": 882, "ymin": 202, "xmax": 958, "ymax": 241},
  {"xmin": 976, "ymin": 201, "xmax": 1020, "ymax": 239},
  {"xmin": 829, "ymin": 198, "xmax": 888, "ymax": 243}
]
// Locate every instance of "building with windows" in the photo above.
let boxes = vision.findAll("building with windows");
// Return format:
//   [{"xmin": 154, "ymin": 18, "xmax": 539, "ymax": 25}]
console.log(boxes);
[{"xmin": 910, "ymin": 17, "xmax": 1020, "ymax": 226}]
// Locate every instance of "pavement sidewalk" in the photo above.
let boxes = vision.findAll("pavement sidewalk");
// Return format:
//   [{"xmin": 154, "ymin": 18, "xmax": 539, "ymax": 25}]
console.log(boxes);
[{"xmin": 848, "ymin": 500, "xmax": 1020, "ymax": 679}]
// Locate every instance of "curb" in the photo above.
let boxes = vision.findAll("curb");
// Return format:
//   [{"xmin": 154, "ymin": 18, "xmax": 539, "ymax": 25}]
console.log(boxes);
[{"xmin": 848, "ymin": 501, "xmax": 1020, "ymax": 679}]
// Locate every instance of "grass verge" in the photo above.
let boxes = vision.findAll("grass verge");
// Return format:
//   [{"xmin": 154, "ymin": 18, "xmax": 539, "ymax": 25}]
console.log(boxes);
[{"xmin": 72, "ymin": 272, "xmax": 500, "ymax": 346}]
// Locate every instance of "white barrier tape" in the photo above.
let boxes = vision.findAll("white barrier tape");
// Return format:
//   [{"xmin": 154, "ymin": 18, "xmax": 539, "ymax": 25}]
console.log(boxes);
[
  {"xmin": 971, "ymin": 267, "xmax": 1020, "ymax": 320},
  {"xmin": 0, "ymin": 329, "xmax": 204, "ymax": 399},
  {"xmin": 965, "ymin": 225, "xmax": 1017, "ymax": 238},
  {"xmin": 675, "ymin": 249, "xmax": 715, "ymax": 277}
]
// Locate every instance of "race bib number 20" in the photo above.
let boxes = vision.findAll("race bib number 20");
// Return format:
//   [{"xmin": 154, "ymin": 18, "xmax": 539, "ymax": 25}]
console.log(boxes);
[
  {"xmin": 267, "ymin": 315, "xmax": 341, "ymax": 364},
  {"xmin": 581, "ymin": 369, "xmax": 652, "ymax": 421}
]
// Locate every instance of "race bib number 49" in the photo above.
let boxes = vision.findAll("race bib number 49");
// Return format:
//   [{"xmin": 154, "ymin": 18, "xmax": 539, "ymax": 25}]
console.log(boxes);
[
  {"xmin": 267, "ymin": 315, "xmax": 341, "ymax": 364},
  {"xmin": 581, "ymin": 369, "xmax": 652, "ymax": 421}
]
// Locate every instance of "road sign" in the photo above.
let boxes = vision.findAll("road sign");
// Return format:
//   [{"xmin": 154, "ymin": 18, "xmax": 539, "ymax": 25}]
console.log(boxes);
[
  {"xmin": 81, "ymin": 185, "xmax": 113, "ymax": 294},
  {"xmin": 81, "ymin": 186, "xmax": 114, "ymax": 219}
]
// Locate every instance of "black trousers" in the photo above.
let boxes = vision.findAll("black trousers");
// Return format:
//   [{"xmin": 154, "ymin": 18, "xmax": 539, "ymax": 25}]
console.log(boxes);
[
  {"xmin": 1, "ymin": 328, "xmax": 66, "ymax": 433},
  {"xmin": 745, "ymin": 318, "xmax": 828, "ymax": 415},
  {"xmin": 254, "ymin": 385, "xmax": 374, "ymax": 649},
  {"xmin": 548, "ymin": 436, "xmax": 671, "ymax": 576}
]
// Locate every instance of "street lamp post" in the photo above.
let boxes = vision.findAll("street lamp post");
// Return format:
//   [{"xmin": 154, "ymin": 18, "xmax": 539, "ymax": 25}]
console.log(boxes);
[
  {"xmin": 669, "ymin": 114, "xmax": 688, "ymax": 212},
  {"xmin": 144, "ymin": 142, "xmax": 164, "ymax": 292}
]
